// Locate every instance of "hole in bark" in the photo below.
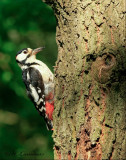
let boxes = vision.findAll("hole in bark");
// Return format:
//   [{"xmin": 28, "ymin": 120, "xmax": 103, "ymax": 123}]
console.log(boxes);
[
  {"xmin": 62, "ymin": 6, "xmax": 70, "ymax": 16},
  {"xmin": 112, "ymin": 139, "xmax": 116, "ymax": 144},
  {"xmin": 85, "ymin": 26, "xmax": 88, "ymax": 30},
  {"xmin": 85, "ymin": 70, "xmax": 89, "ymax": 74},
  {"xmin": 105, "ymin": 55, "xmax": 113, "ymax": 65},
  {"xmin": 75, "ymin": 153, "xmax": 77, "ymax": 159},
  {"xmin": 84, "ymin": 39, "xmax": 88, "ymax": 43},
  {"xmin": 107, "ymin": 83, "xmax": 111, "ymax": 88},
  {"xmin": 55, "ymin": 8, "xmax": 60, "ymax": 16},
  {"xmin": 116, "ymin": 113, "xmax": 120, "ymax": 116},
  {"xmin": 55, "ymin": 146, "xmax": 60, "ymax": 150},
  {"xmin": 94, "ymin": 99, "xmax": 99, "ymax": 106},
  {"xmin": 86, "ymin": 54, "xmax": 96, "ymax": 62},
  {"xmin": 105, "ymin": 124, "xmax": 113, "ymax": 128},
  {"xmin": 85, "ymin": 129, "xmax": 90, "ymax": 136},
  {"xmin": 96, "ymin": 137, "xmax": 100, "ymax": 142},
  {"xmin": 77, "ymin": 33, "xmax": 80, "ymax": 38},
  {"xmin": 84, "ymin": 95, "xmax": 88, "ymax": 98},
  {"xmin": 57, "ymin": 108, "xmax": 61, "ymax": 117},
  {"xmin": 91, "ymin": 143, "xmax": 96, "ymax": 148},
  {"xmin": 75, "ymin": 45, "xmax": 78, "ymax": 50},
  {"xmin": 71, "ymin": 116, "xmax": 73, "ymax": 119},
  {"xmin": 68, "ymin": 151, "xmax": 71, "ymax": 155},
  {"xmin": 97, "ymin": 22, "xmax": 104, "ymax": 27},
  {"xmin": 88, "ymin": 84, "xmax": 92, "ymax": 89},
  {"xmin": 109, "ymin": 146, "xmax": 114, "ymax": 159},
  {"xmin": 85, "ymin": 112, "xmax": 88, "ymax": 116},
  {"xmin": 76, "ymin": 138, "xmax": 80, "ymax": 142},
  {"xmin": 72, "ymin": 8, "xmax": 77, "ymax": 14},
  {"xmin": 102, "ymin": 87, "xmax": 106, "ymax": 92},
  {"xmin": 58, "ymin": 40, "xmax": 64, "ymax": 47}
]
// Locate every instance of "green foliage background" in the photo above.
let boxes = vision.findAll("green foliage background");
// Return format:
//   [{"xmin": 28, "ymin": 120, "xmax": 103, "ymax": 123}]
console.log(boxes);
[{"xmin": 0, "ymin": 0, "xmax": 57, "ymax": 159}]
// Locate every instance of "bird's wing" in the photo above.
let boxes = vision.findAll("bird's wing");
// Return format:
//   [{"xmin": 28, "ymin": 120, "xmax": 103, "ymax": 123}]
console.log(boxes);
[
  {"xmin": 22, "ymin": 67, "xmax": 45, "ymax": 113},
  {"xmin": 22, "ymin": 67, "xmax": 53, "ymax": 130}
]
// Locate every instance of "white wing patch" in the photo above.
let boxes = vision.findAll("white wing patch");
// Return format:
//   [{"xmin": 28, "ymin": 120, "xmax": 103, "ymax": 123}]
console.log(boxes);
[
  {"xmin": 37, "ymin": 88, "xmax": 41, "ymax": 93},
  {"xmin": 37, "ymin": 98, "xmax": 43, "ymax": 105},
  {"xmin": 29, "ymin": 84, "xmax": 39, "ymax": 102},
  {"xmin": 27, "ymin": 72, "xmax": 30, "ymax": 80},
  {"xmin": 39, "ymin": 107, "xmax": 45, "ymax": 112}
]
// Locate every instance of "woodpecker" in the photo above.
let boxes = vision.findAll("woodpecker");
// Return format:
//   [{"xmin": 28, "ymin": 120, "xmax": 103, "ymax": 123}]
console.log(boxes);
[{"xmin": 16, "ymin": 47, "xmax": 54, "ymax": 130}]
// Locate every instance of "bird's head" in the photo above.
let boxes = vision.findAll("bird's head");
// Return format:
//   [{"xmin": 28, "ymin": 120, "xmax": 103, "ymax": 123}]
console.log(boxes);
[{"xmin": 16, "ymin": 47, "xmax": 44, "ymax": 66}]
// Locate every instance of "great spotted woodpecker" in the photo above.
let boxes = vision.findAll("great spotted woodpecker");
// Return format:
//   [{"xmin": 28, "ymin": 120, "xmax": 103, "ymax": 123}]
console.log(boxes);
[{"xmin": 16, "ymin": 47, "xmax": 54, "ymax": 130}]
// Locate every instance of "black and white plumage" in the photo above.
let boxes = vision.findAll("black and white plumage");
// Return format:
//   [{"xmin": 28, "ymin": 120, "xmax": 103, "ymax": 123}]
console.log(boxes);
[{"xmin": 16, "ymin": 47, "xmax": 54, "ymax": 130}]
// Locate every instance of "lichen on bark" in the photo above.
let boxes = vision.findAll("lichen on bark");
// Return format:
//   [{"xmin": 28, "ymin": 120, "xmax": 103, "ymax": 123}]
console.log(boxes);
[{"xmin": 42, "ymin": 0, "xmax": 126, "ymax": 159}]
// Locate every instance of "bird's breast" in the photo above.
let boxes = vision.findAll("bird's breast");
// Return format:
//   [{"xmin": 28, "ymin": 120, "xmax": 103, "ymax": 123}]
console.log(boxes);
[{"xmin": 30, "ymin": 64, "xmax": 54, "ymax": 96}]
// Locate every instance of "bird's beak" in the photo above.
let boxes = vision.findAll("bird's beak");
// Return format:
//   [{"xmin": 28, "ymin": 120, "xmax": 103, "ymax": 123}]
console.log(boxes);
[{"xmin": 32, "ymin": 47, "xmax": 44, "ymax": 55}]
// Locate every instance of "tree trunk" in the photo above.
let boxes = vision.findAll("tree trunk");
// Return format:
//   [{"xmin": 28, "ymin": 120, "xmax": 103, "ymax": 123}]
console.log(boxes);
[{"xmin": 43, "ymin": 0, "xmax": 126, "ymax": 159}]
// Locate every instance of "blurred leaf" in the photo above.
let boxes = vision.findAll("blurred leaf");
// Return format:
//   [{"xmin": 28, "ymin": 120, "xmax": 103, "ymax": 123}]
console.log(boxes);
[
  {"xmin": 0, "ymin": 110, "xmax": 19, "ymax": 125},
  {"xmin": 2, "ymin": 71, "xmax": 12, "ymax": 82}
]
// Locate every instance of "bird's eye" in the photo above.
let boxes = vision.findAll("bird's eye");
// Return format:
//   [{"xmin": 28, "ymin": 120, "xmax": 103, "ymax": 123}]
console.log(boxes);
[{"xmin": 23, "ymin": 50, "xmax": 27, "ymax": 54}]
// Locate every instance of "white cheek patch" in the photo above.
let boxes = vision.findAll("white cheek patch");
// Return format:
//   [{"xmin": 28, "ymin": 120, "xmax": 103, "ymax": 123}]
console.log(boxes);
[
  {"xmin": 29, "ymin": 84, "xmax": 39, "ymax": 102},
  {"xmin": 16, "ymin": 53, "xmax": 27, "ymax": 61}
]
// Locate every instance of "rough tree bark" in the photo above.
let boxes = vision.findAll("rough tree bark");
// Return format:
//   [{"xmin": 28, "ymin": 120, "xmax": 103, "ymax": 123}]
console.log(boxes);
[{"xmin": 42, "ymin": 0, "xmax": 126, "ymax": 159}]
